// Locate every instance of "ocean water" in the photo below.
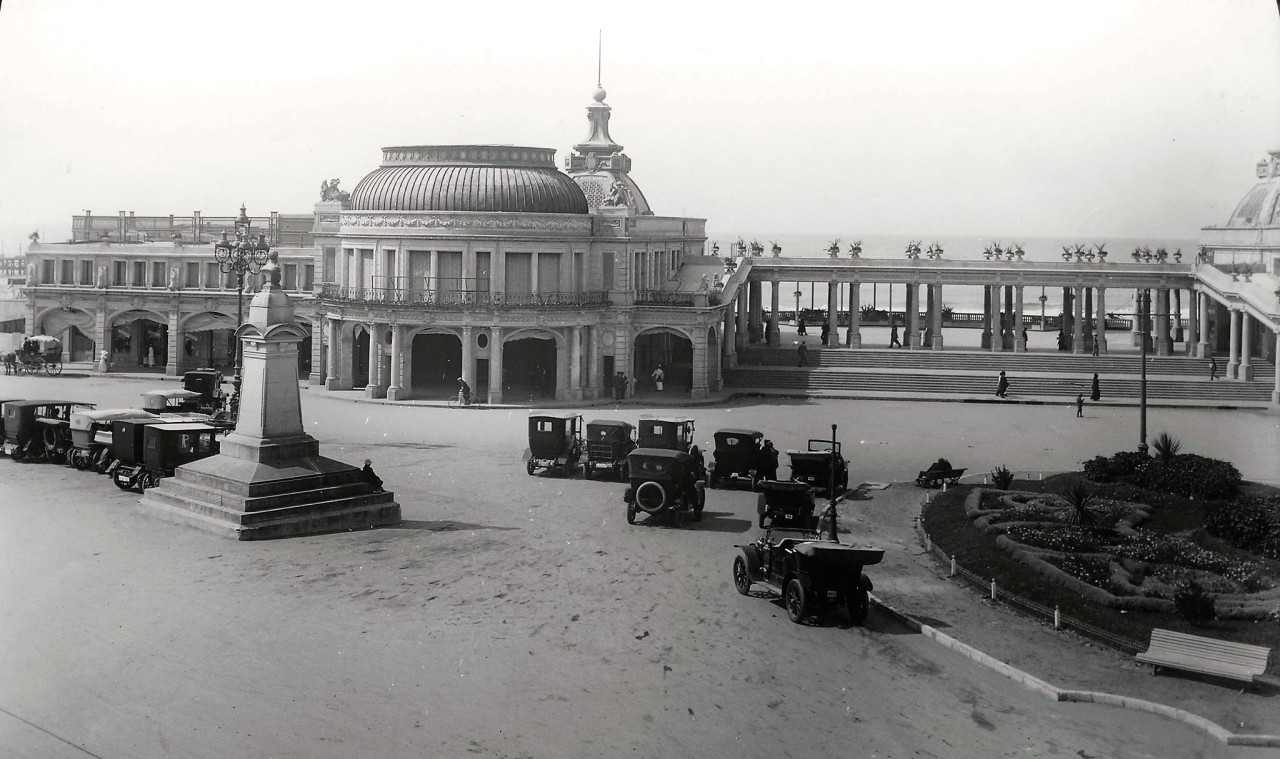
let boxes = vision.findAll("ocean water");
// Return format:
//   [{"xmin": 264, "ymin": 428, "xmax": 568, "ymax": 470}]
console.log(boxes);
[{"xmin": 709, "ymin": 233, "xmax": 1200, "ymax": 316}]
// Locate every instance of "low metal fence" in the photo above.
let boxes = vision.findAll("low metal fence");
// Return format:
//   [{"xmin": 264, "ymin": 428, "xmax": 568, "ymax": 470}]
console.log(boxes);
[{"xmin": 915, "ymin": 489, "xmax": 1146, "ymax": 655}]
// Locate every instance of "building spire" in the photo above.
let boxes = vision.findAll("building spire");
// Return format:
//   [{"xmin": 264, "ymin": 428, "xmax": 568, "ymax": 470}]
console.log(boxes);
[{"xmin": 597, "ymin": 29, "xmax": 602, "ymax": 89}]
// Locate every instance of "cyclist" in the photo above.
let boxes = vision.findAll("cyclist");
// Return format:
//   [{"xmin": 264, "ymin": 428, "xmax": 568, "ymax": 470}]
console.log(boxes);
[{"xmin": 457, "ymin": 376, "xmax": 472, "ymax": 406}]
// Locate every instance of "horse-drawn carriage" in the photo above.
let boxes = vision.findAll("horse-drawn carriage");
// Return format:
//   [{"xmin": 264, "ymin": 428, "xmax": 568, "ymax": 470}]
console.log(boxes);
[{"xmin": 6, "ymin": 336, "xmax": 64, "ymax": 376}]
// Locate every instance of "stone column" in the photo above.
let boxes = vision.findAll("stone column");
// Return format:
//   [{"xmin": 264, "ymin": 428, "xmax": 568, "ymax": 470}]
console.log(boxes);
[
  {"xmin": 924, "ymin": 284, "xmax": 936, "ymax": 348},
  {"xmin": 94, "ymin": 303, "xmax": 108, "ymax": 366},
  {"xmin": 587, "ymin": 325, "xmax": 599, "ymax": 398},
  {"xmin": 846, "ymin": 282, "xmax": 861, "ymax": 348},
  {"xmin": 1083, "ymin": 287, "xmax": 1094, "ymax": 351},
  {"xmin": 766, "ymin": 281, "xmax": 781, "ymax": 346},
  {"xmin": 981, "ymin": 286, "xmax": 992, "ymax": 349},
  {"xmin": 1014, "ymin": 286, "xmax": 1025, "ymax": 352},
  {"xmin": 1186, "ymin": 291, "xmax": 1199, "ymax": 356},
  {"xmin": 1003, "ymin": 285, "xmax": 1014, "ymax": 349},
  {"xmin": 166, "ymin": 310, "xmax": 182, "ymax": 377},
  {"xmin": 488, "ymin": 326, "xmax": 504, "ymax": 404},
  {"xmin": 1131, "ymin": 289, "xmax": 1142, "ymax": 346},
  {"xmin": 1240, "ymin": 313, "xmax": 1253, "ymax": 381},
  {"xmin": 365, "ymin": 323, "xmax": 382, "ymax": 398},
  {"xmin": 1197, "ymin": 292, "xmax": 1212, "ymax": 359},
  {"xmin": 570, "ymin": 326, "xmax": 583, "ymax": 400},
  {"xmin": 1095, "ymin": 287, "xmax": 1107, "ymax": 354},
  {"xmin": 905, "ymin": 283, "xmax": 918, "ymax": 349},
  {"xmin": 724, "ymin": 305, "xmax": 738, "ymax": 367},
  {"xmin": 325, "ymin": 319, "xmax": 339, "ymax": 389},
  {"xmin": 387, "ymin": 324, "xmax": 404, "ymax": 401},
  {"xmin": 827, "ymin": 281, "xmax": 839, "ymax": 347},
  {"xmin": 931, "ymin": 284, "xmax": 944, "ymax": 350},
  {"xmin": 1227, "ymin": 308, "xmax": 1241, "ymax": 379},
  {"xmin": 1072, "ymin": 286, "xmax": 1085, "ymax": 353},
  {"xmin": 989, "ymin": 287, "xmax": 1001, "ymax": 353},
  {"xmin": 735, "ymin": 288, "xmax": 748, "ymax": 350},
  {"xmin": 1155, "ymin": 289, "xmax": 1171, "ymax": 356},
  {"xmin": 1273, "ymin": 330, "xmax": 1280, "ymax": 405},
  {"xmin": 1173, "ymin": 289, "xmax": 1184, "ymax": 342},
  {"xmin": 691, "ymin": 333, "xmax": 708, "ymax": 400},
  {"xmin": 748, "ymin": 281, "xmax": 763, "ymax": 343},
  {"xmin": 308, "ymin": 317, "xmax": 325, "ymax": 385}
]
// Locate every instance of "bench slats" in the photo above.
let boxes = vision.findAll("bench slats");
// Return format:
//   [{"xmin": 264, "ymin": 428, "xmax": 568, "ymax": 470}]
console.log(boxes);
[{"xmin": 1136, "ymin": 628, "xmax": 1270, "ymax": 683}]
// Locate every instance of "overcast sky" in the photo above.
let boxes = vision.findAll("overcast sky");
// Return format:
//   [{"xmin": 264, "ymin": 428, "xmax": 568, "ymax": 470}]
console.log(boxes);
[{"xmin": 1, "ymin": 0, "xmax": 1278, "ymax": 253}]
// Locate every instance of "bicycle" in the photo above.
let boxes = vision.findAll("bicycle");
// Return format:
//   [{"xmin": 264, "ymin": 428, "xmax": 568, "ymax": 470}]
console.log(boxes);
[{"xmin": 447, "ymin": 392, "xmax": 481, "ymax": 409}]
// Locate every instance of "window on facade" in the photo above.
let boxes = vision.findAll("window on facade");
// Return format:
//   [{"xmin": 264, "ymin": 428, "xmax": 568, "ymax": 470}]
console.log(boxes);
[
  {"xmin": 133, "ymin": 261, "xmax": 147, "ymax": 287},
  {"xmin": 283, "ymin": 264, "xmax": 297, "ymax": 290},
  {"xmin": 205, "ymin": 262, "xmax": 220, "ymax": 289},
  {"xmin": 113, "ymin": 261, "xmax": 127, "ymax": 286},
  {"xmin": 303, "ymin": 264, "xmax": 315, "ymax": 291},
  {"xmin": 474, "ymin": 252, "xmax": 491, "ymax": 293},
  {"xmin": 80, "ymin": 260, "xmax": 94, "ymax": 285},
  {"xmin": 322, "ymin": 247, "xmax": 335, "ymax": 283},
  {"xmin": 41, "ymin": 259, "xmax": 54, "ymax": 284},
  {"xmin": 505, "ymin": 252, "xmax": 532, "ymax": 294},
  {"xmin": 152, "ymin": 261, "xmax": 167, "ymax": 288},
  {"xmin": 60, "ymin": 259, "xmax": 74, "ymax": 285},
  {"xmin": 537, "ymin": 253, "xmax": 560, "ymax": 293},
  {"xmin": 185, "ymin": 262, "xmax": 200, "ymax": 288}
]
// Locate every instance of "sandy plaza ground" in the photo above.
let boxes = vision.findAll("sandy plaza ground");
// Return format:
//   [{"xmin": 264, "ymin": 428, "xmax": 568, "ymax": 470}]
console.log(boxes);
[{"xmin": 1, "ymin": 372, "xmax": 1278, "ymax": 759}]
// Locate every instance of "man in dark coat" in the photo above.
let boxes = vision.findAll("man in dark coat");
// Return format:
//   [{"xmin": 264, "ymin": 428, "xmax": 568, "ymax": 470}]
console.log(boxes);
[
  {"xmin": 1090, "ymin": 373, "xmax": 1100, "ymax": 401},
  {"xmin": 361, "ymin": 459, "xmax": 385, "ymax": 493},
  {"xmin": 996, "ymin": 371, "xmax": 1009, "ymax": 398}
]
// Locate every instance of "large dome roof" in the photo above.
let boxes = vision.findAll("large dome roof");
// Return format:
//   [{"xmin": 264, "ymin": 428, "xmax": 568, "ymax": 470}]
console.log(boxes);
[{"xmin": 349, "ymin": 145, "xmax": 588, "ymax": 215}]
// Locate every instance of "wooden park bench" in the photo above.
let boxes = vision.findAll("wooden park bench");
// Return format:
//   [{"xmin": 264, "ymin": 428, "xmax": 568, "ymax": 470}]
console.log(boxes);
[
  {"xmin": 914, "ymin": 467, "xmax": 966, "ymax": 489},
  {"xmin": 1135, "ymin": 628, "xmax": 1271, "ymax": 688}
]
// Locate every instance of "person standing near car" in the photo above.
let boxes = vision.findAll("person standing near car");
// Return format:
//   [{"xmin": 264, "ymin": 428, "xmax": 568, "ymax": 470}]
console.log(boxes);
[{"xmin": 651, "ymin": 364, "xmax": 665, "ymax": 392}]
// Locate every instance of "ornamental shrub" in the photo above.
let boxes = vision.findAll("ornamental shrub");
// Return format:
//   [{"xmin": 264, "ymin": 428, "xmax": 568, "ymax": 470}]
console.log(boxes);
[
  {"xmin": 1173, "ymin": 580, "xmax": 1216, "ymax": 625},
  {"xmin": 1205, "ymin": 496, "xmax": 1280, "ymax": 560},
  {"xmin": 1133, "ymin": 453, "xmax": 1241, "ymax": 500},
  {"xmin": 990, "ymin": 465, "xmax": 1015, "ymax": 490},
  {"xmin": 1082, "ymin": 451, "xmax": 1153, "ymax": 483}
]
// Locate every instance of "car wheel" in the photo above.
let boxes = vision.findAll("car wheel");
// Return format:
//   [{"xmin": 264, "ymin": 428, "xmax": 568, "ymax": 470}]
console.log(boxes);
[
  {"xmin": 93, "ymin": 451, "xmax": 113, "ymax": 474},
  {"xmin": 112, "ymin": 472, "xmax": 133, "ymax": 491},
  {"xmin": 626, "ymin": 503, "xmax": 637, "ymax": 525},
  {"xmin": 526, "ymin": 459, "xmax": 537, "ymax": 476},
  {"xmin": 26, "ymin": 440, "xmax": 47, "ymax": 463},
  {"xmin": 71, "ymin": 449, "xmax": 90, "ymax": 470},
  {"xmin": 847, "ymin": 587, "xmax": 869, "ymax": 626},
  {"xmin": 785, "ymin": 578, "xmax": 807, "ymax": 623},
  {"xmin": 634, "ymin": 481, "xmax": 666, "ymax": 514},
  {"xmin": 708, "ymin": 468, "xmax": 719, "ymax": 489},
  {"xmin": 733, "ymin": 556, "xmax": 752, "ymax": 595}
]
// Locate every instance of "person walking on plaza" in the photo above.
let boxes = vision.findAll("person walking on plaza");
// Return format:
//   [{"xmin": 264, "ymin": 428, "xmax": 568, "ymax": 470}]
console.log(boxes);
[
  {"xmin": 97, "ymin": 349, "xmax": 110, "ymax": 375},
  {"xmin": 820, "ymin": 321, "xmax": 829, "ymax": 345},
  {"xmin": 1091, "ymin": 339, "xmax": 1099, "ymax": 357},
  {"xmin": 995, "ymin": 370, "xmax": 1009, "ymax": 398},
  {"xmin": 1076, "ymin": 393, "xmax": 1085, "ymax": 418},
  {"xmin": 626, "ymin": 374, "xmax": 637, "ymax": 398},
  {"xmin": 1090, "ymin": 373, "xmax": 1100, "ymax": 402},
  {"xmin": 797, "ymin": 319, "xmax": 807, "ymax": 336},
  {"xmin": 651, "ymin": 365, "xmax": 664, "ymax": 392},
  {"xmin": 889, "ymin": 321, "xmax": 901, "ymax": 348},
  {"xmin": 1209, "ymin": 354, "xmax": 1218, "ymax": 381},
  {"xmin": 797, "ymin": 339, "xmax": 809, "ymax": 367}
]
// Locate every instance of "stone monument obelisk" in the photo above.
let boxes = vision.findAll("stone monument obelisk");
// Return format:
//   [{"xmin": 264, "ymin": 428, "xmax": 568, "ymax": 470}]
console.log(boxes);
[{"xmin": 139, "ymin": 255, "xmax": 400, "ymax": 539}]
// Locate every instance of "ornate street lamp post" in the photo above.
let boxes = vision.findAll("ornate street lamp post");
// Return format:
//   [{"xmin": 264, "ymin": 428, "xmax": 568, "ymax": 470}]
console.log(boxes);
[
  {"xmin": 794, "ymin": 288, "xmax": 803, "ymax": 326},
  {"xmin": 213, "ymin": 205, "xmax": 271, "ymax": 418},
  {"xmin": 1137, "ymin": 289, "xmax": 1151, "ymax": 455}
]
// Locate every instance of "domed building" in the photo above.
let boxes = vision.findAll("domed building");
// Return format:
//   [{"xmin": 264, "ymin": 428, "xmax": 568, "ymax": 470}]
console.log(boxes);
[{"xmin": 312, "ymin": 88, "xmax": 729, "ymax": 402}]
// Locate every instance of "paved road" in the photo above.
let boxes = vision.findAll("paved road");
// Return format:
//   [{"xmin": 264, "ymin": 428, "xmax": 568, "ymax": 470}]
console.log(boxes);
[{"xmin": 0, "ymin": 374, "xmax": 1274, "ymax": 758}]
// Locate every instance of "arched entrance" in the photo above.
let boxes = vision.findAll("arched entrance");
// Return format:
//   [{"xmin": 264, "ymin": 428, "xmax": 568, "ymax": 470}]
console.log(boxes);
[
  {"xmin": 181, "ymin": 312, "xmax": 236, "ymax": 373},
  {"xmin": 352, "ymin": 327, "xmax": 370, "ymax": 388},
  {"xmin": 503, "ymin": 335, "xmax": 557, "ymax": 401},
  {"xmin": 37, "ymin": 307, "xmax": 96, "ymax": 362},
  {"xmin": 109, "ymin": 309, "xmax": 168, "ymax": 370},
  {"xmin": 634, "ymin": 328, "xmax": 694, "ymax": 394},
  {"xmin": 410, "ymin": 332, "xmax": 461, "ymax": 397}
]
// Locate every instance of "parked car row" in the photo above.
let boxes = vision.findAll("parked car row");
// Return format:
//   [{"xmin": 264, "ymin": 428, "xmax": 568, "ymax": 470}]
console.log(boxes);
[{"xmin": 1, "ymin": 368, "xmax": 233, "ymax": 492}]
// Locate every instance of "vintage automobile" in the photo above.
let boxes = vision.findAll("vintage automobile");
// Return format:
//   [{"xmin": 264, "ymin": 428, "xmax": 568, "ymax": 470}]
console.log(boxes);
[
  {"xmin": 140, "ymin": 388, "xmax": 205, "ymax": 415},
  {"xmin": 182, "ymin": 368, "xmax": 227, "ymax": 414},
  {"xmin": 68, "ymin": 408, "xmax": 155, "ymax": 472},
  {"xmin": 787, "ymin": 439, "xmax": 849, "ymax": 499},
  {"xmin": 526, "ymin": 412, "xmax": 584, "ymax": 477},
  {"xmin": 755, "ymin": 479, "xmax": 817, "ymax": 529},
  {"xmin": 0, "ymin": 399, "xmax": 21, "ymax": 454},
  {"xmin": 637, "ymin": 415, "xmax": 697, "ymax": 453},
  {"xmin": 112, "ymin": 419, "xmax": 220, "ymax": 492},
  {"xmin": 623, "ymin": 448, "xmax": 706, "ymax": 527},
  {"xmin": 13, "ymin": 335, "xmax": 63, "ymax": 376},
  {"xmin": 583, "ymin": 419, "xmax": 637, "ymax": 481},
  {"xmin": 733, "ymin": 528, "xmax": 883, "ymax": 625},
  {"xmin": 708, "ymin": 428, "xmax": 765, "ymax": 489},
  {"xmin": 2, "ymin": 400, "xmax": 95, "ymax": 463}
]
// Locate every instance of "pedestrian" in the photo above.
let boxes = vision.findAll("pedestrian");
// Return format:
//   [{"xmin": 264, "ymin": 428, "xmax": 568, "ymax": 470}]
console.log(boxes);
[
  {"xmin": 1091, "ymin": 339, "xmax": 1099, "ymax": 357},
  {"xmin": 145, "ymin": 345, "xmax": 156, "ymax": 368},
  {"xmin": 820, "ymin": 321, "xmax": 829, "ymax": 345},
  {"xmin": 889, "ymin": 322, "xmax": 901, "ymax": 348},
  {"xmin": 1090, "ymin": 373, "xmax": 1100, "ymax": 402},
  {"xmin": 1021, "ymin": 327, "xmax": 1028, "ymax": 347},
  {"xmin": 1075, "ymin": 393, "xmax": 1084, "ymax": 417},
  {"xmin": 614, "ymin": 371, "xmax": 626, "ymax": 401},
  {"xmin": 626, "ymin": 374, "xmax": 637, "ymax": 397},
  {"xmin": 456, "ymin": 376, "xmax": 472, "ymax": 406},
  {"xmin": 996, "ymin": 370, "xmax": 1009, "ymax": 398},
  {"xmin": 797, "ymin": 339, "xmax": 809, "ymax": 367},
  {"xmin": 797, "ymin": 319, "xmax": 807, "ymax": 336},
  {"xmin": 1209, "ymin": 354, "xmax": 1218, "ymax": 381},
  {"xmin": 760, "ymin": 439, "xmax": 779, "ymax": 481},
  {"xmin": 651, "ymin": 364, "xmax": 665, "ymax": 391},
  {"xmin": 97, "ymin": 349, "xmax": 110, "ymax": 375},
  {"xmin": 361, "ymin": 458, "xmax": 385, "ymax": 493}
]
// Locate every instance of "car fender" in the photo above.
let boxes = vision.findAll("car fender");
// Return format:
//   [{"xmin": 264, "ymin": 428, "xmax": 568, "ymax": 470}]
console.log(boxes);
[
  {"xmin": 737, "ymin": 545, "xmax": 761, "ymax": 576},
  {"xmin": 623, "ymin": 486, "xmax": 634, "ymax": 504},
  {"xmin": 858, "ymin": 574, "xmax": 873, "ymax": 592}
]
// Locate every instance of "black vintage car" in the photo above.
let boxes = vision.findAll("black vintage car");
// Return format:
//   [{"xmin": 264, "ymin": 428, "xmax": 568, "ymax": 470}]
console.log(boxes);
[
  {"xmin": 637, "ymin": 415, "xmax": 697, "ymax": 453},
  {"xmin": 787, "ymin": 439, "xmax": 849, "ymax": 499},
  {"xmin": 623, "ymin": 448, "xmax": 706, "ymax": 527},
  {"xmin": 733, "ymin": 528, "xmax": 883, "ymax": 625},
  {"xmin": 755, "ymin": 479, "xmax": 816, "ymax": 529},
  {"xmin": 112, "ymin": 420, "xmax": 220, "ymax": 492},
  {"xmin": 182, "ymin": 368, "xmax": 227, "ymax": 415},
  {"xmin": 708, "ymin": 428, "xmax": 765, "ymax": 489},
  {"xmin": 0, "ymin": 399, "xmax": 21, "ymax": 455},
  {"xmin": 2, "ymin": 400, "xmax": 96, "ymax": 463},
  {"xmin": 68, "ymin": 408, "xmax": 155, "ymax": 471},
  {"xmin": 584, "ymin": 419, "xmax": 637, "ymax": 481},
  {"xmin": 526, "ymin": 412, "xmax": 584, "ymax": 477}
]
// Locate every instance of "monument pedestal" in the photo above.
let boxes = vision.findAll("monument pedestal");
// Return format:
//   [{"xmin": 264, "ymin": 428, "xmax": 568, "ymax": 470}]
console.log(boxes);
[{"xmin": 139, "ymin": 257, "xmax": 400, "ymax": 539}]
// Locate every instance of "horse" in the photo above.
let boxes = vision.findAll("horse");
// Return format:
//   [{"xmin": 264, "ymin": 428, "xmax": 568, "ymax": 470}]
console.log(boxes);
[{"xmin": 1, "ymin": 351, "xmax": 15, "ymax": 375}]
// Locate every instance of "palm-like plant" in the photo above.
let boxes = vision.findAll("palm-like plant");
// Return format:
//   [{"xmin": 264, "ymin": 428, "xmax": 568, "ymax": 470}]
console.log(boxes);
[
  {"xmin": 1152, "ymin": 432, "xmax": 1182, "ymax": 464},
  {"xmin": 990, "ymin": 465, "xmax": 1014, "ymax": 490},
  {"xmin": 1060, "ymin": 481, "xmax": 1098, "ymax": 527}
]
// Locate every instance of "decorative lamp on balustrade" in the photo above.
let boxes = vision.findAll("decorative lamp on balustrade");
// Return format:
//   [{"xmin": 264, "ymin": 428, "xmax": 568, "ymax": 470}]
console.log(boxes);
[{"xmin": 771, "ymin": 241, "xmax": 782, "ymax": 257}]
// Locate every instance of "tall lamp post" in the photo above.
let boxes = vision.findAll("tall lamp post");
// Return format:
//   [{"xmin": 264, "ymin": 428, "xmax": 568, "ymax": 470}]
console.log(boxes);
[
  {"xmin": 213, "ymin": 205, "xmax": 271, "ymax": 419},
  {"xmin": 1138, "ymin": 289, "xmax": 1150, "ymax": 455},
  {"xmin": 794, "ymin": 288, "xmax": 803, "ymax": 327}
]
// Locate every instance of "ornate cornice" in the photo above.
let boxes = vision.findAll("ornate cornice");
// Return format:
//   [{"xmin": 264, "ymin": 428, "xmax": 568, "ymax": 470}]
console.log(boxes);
[{"xmin": 340, "ymin": 213, "xmax": 593, "ymax": 233}]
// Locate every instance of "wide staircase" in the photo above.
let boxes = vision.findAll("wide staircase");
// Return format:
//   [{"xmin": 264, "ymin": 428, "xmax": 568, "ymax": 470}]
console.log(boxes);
[{"xmin": 725, "ymin": 346, "xmax": 1276, "ymax": 405}]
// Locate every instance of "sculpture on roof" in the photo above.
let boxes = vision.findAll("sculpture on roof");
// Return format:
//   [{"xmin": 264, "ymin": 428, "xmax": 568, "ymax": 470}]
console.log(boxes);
[
  {"xmin": 602, "ymin": 179, "xmax": 630, "ymax": 208},
  {"xmin": 320, "ymin": 178, "xmax": 350, "ymax": 202}
]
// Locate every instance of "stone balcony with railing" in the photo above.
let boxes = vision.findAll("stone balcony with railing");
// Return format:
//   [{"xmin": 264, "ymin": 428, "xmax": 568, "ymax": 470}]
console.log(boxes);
[{"xmin": 319, "ymin": 284, "xmax": 609, "ymax": 310}]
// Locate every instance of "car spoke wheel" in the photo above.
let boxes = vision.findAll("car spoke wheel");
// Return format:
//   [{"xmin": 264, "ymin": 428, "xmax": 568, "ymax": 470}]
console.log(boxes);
[
  {"xmin": 847, "ymin": 587, "xmax": 869, "ymax": 625},
  {"xmin": 785, "ymin": 578, "xmax": 807, "ymax": 623},
  {"xmin": 733, "ymin": 556, "xmax": 752, "ymax": 595},
  {"xmin": 71, "ymin": 449, "xmax": 90, "ymax": 470},
  {"xmin": 46, "ymin": 361, "xmax": 63, "ymax": 377}
]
